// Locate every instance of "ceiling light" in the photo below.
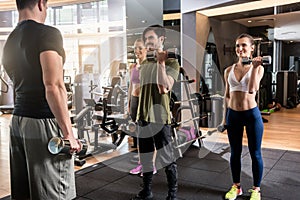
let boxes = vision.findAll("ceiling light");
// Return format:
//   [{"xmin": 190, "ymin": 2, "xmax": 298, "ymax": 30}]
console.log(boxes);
[{"xmin": 247, "ymin": 20, "xmax": 252, "ymax": 23}]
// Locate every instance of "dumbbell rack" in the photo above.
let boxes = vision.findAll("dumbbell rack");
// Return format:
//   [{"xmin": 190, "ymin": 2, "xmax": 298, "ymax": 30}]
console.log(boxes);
[{"xmin": 171, "ymin": 68, "xmax": 204, "ymax": 157}]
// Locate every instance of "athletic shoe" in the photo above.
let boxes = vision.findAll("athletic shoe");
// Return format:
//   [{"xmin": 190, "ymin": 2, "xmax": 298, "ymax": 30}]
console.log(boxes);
[
  {"xmin": 225, "ymin": 185, "xmax": 243, "ymax": 200},
  {"xmin": 130, "ymin": 164, "xmax": 142, "ymax": 175},
  {"xmin": 249, "ymin": 189, "xmax": 261, "ymax": 200}
]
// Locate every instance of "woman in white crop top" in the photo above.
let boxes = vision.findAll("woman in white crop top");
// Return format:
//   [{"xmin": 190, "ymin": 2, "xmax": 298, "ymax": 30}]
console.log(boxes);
[{"xmin": 222, "ymin": 33, "xmax": 265, "ymax": 200}]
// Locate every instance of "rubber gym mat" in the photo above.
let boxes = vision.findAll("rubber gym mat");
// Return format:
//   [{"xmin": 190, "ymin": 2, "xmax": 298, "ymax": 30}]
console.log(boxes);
[{"xmin": 2, "ymin": 144, "xmax": 300, "ymax": 200}]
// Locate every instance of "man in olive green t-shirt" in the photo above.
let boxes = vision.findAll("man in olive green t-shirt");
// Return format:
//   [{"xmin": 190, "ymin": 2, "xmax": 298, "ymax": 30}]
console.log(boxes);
[{"xmin": 132, "ymin": 25, "xmax": 180, "ymax": 200}]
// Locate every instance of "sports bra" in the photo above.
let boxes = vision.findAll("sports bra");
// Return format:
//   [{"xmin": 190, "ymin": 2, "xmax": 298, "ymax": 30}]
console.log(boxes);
[
  {"xmin": 131, "ymin": 64, "xmax": 140, "ymax": 84},
  {"xmin": 228, "ymin": 64, "xmax": 252, "ymax": 93}
]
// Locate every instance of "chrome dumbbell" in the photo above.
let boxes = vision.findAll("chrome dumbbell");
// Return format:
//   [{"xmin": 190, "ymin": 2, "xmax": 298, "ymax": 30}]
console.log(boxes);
[
  {"xmin": 48, "ymin": 137, "xmax": 88, "ymax": 156},
  {"xmin": 242, "ymin": 55, "xmax": 271, "ymax": 65}
]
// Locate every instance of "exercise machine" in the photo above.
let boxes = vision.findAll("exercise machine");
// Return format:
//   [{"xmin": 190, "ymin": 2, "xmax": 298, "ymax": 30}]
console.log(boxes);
[
  {"xmin": 72, "ymin": 76, "xmax": 132, "ymax": 160},
  {"xmin": 0, "ymin": 69, "xmax": 14, "ymax": 114}
]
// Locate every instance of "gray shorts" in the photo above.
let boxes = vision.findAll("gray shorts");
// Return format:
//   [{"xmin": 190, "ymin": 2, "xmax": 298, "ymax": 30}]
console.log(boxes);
[{"xmin": 10, "ymin": 116, "xmax": 76, "ymax": 200}]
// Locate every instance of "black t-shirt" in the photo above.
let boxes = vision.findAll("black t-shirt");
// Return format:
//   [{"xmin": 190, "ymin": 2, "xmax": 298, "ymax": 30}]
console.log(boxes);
[{"xmin": 2, "ymin": 20, "xmax": 66, "ymax": 118}]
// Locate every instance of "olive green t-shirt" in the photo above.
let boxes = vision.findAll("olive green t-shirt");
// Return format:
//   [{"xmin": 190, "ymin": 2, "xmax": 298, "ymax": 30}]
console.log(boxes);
[{"xmin": 137, "ymin": 59, "xmax": 180, "ymax": 124}]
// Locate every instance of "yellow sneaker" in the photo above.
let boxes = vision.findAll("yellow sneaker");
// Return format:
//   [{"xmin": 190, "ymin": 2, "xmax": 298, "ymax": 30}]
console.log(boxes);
[
  {"xmin": 225, "ymin": 185, "xmax": 243, "ymax": 200},
  {"xmin": 249, "ymin": 189, "xmax": 261, "ymax": 200}
]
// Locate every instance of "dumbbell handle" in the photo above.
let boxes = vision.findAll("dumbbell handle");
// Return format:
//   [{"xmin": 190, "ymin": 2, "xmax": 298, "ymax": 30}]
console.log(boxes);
[
  {"xmin": 217, "ymin": 125, "xmax": 227, "ymax": 133},
  {"xmin": 147, "ymin": 48, "xmax": 179, "ymax": 60},
  {"xmin": 242, "ymin": 55, "xmax": 271, "ymax": 65},
  {"xmin": 48, "ymin": 137, "xmax": 88, "ymax": 156}
]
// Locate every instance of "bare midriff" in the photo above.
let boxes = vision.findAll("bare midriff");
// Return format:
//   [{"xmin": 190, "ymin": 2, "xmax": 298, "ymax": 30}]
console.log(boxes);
[
  {"xmin": 131, "ymin": 83, "xmax": 140, "ymax": 97},
  {"xmin": 228, "ymin": 91, "xmax": 257, "ymax": 111}
]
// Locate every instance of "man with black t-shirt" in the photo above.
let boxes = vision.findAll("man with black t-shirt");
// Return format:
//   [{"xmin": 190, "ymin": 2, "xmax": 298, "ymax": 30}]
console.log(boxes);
[{"xmin": 2, "ymin": 0, "xmax": 81, "ymax": 199}]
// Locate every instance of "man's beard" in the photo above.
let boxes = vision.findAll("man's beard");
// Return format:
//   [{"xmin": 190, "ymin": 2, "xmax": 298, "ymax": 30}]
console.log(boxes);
[{"xmin": 146, "ymin": 43, "xmax": 155, "ymax": 50}]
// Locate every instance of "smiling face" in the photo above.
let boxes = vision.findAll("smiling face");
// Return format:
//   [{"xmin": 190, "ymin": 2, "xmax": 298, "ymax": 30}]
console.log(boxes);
[
  {"xmin": 235, "ymin": 37, "xmax": 255, "ymax": 58},
  {"xmin": 134, "ymin": 40, "xmax": 147, "ymax": 61},
  {"xmin": 143, "ymin": 30, "xmax": 164, "ymax": 51}
]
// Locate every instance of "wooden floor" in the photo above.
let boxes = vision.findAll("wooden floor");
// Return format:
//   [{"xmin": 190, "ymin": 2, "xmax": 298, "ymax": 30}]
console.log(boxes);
[{"xmin": 0, "ymin": 105, "xmax": 300, "ymax": 198}]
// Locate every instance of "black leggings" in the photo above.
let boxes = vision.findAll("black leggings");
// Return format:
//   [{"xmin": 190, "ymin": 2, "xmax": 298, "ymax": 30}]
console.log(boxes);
[
  {"xmin": 226, "ymin": 107, "xmax": 264, "ymax": 187},
  {"xmin": 129, "ymin": 96, "xmax": 139, "ymax": 146},
  {"xmin": 129, "ymin": 95, "xmax": 139, "ymax": 121}
]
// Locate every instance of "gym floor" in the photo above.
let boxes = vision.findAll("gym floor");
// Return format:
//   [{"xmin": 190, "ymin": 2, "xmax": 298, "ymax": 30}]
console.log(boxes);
[{"xmin": 0, "ymin": 104, "xmax": 300, "ymax": 199}]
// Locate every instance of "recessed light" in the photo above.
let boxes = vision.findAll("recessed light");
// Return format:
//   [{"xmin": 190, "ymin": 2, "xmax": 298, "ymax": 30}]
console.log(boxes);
[
  {"xmin": 247, "ymin": 20, "xmax": 252, "ymax": 23},
  {"xmin": 141, "ymin": 20, "xmax": 147, "ymax": 23}
]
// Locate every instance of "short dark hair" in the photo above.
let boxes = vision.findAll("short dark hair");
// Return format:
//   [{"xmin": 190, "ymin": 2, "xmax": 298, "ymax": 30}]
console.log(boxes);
[
  {"xmin": 142, "ymin": 24, "xmax": 166, "ymax": 42},
  {"xmin": 16, "ymin": 0, "xmax": 47, "ymax": 10}
]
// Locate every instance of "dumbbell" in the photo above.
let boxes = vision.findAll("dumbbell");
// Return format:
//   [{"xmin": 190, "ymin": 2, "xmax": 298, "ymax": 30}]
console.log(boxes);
[
  {"xmin": 147, "ymin": 48, "xmax": 179, "ymax": 61},
  {"xmin": 217, "ymin": 124, "xmax": 227, "ymax": 133},
  {"xmin": 242, "ymin": 55, "xmax": 271, "ymax": 65},
  {"xmin": 128, "ymin": 121, "xmax": 137, "ymax": 132},
  {"xmin": 48, "ymin": 137, "xmax": 88, "ymax": 156},
  {"xmin": 205, "ymin": 125, "xmax": 227, "ymax": 136}
]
